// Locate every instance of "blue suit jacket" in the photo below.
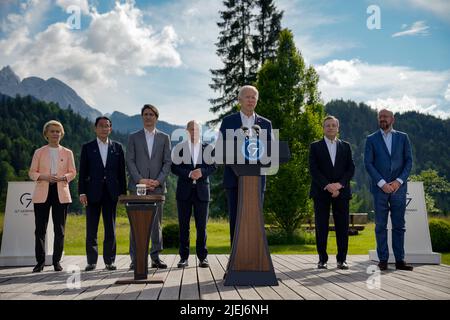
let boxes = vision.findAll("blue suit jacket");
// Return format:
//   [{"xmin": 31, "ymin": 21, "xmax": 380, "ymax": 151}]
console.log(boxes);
[
  {"xmin": 219, "ymin": 112, "xmax": 272, "ymax": 190},
  {"xmin": 364, "ymin": 129, "xmax": 412, "ymax": 193},
  {"xmin": 78, "ymin": 139, "xmax": 127, "ymax": 203},
  {"xmin": 171, "ymin": 142, "xmax": 217, "ymax": 202}
]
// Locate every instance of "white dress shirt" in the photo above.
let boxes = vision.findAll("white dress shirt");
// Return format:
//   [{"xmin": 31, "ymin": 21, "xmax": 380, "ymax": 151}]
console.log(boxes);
[
  {"xmin": 377, "ymin": 128, "xmax": 403, "ymax": 188},
  {"xmin": 324, "ymin": 136, "xmax": 337, "ymax": 166},
  {"xmin": 144, "ymin": 127, "xmax": 156, "ymax": 159},
  {"xmin": 49, "ymin": 147, "xmax": 59, "ymax": 175},
  {"xmin": 188, "ymin": 141, "xmax": 201, "ymax": 166},
  {"xmin": 97, "ymin": 137, "xmax": 109, "ymax": 167},
  {"xmin": 188, "ymin": 141, "xmax": 201, "ymax": 181},
  {"xmin": 240, "ymin": 111, "xmax": 256, "ymax": 136}
]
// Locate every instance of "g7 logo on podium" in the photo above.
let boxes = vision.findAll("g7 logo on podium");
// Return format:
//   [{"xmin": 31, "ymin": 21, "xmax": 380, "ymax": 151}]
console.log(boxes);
[
  {"xmin": 242, "ymin": 138, "xmax": 266, "ymax": 161},
  {"xmin": 19, "ymin": 193, "xmax": 32, "ymax": 209}
]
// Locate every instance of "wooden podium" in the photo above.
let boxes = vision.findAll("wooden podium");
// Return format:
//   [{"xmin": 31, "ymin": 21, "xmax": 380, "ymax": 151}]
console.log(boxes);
[
  {"xmin": 116, "ymin": 195, "xmax": 165, "ymax": 284},
  {"xmin": 223, "ymin": 140, "xmax": 290, "ymax": 286}
]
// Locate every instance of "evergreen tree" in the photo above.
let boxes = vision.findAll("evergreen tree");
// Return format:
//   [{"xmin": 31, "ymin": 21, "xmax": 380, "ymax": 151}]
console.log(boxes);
[
  {"xmin": 209, "ymin": 0, "xmax": 283, "ymax": 125},
  {"xmin": 252, "ymin": 0, "xmax": 283, "ymax": 67},
  {"xmin": 256, "ymin": 29, "xmax": 324, "ymax": 237}
]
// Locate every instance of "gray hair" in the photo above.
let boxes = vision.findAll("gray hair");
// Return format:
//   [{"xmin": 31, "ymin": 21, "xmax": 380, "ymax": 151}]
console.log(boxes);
[
  {"xmin": 238, "ymin": 85, "xmax": 259, "ymax": 99},
  {"xmin": 323, "ymin": 115, "xmax": 340, "ymax": 127}
]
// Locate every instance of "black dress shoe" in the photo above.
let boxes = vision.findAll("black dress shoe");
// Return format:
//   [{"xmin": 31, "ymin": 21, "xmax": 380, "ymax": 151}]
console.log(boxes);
[
  {"xmin": 177, "ymin": 258, "xmax": 189, "ymax": 268},
  {"xmin": 395, "ymin": 261, "xmax": 413, "ymax": 271},
  {"xmin": 105, "ymin": 263, "xmax": 117, "ymax": 271},
  {"xmin": 337, "ymin": 261, "xmax": 349, "ymax": 270},
  {"xmin": 53, "ymin": 262, "xmax": 63, "ymax": 272},
  {"xmin": 378, "ymin": 261, "xmax": 388, "ymax": 271},
  {"xmin": 199, "ymin": 259, "xmax": 209, "ymax": 268},
  {"xmin": 129, "ymin": 262, "xmax": 134, "ymax": 270},
  {"xmin": 151, "ymin": 258, "xmax": 167, "ymax": 269},
  {"xmin": 317, "ymin": 261, "xmax": 328, "ymax": 269},
  {"xmin": 32, "ymin": 263, "xmax": 45, "ymax": 273},
  {"xmin": 85, "ymin": 264, "xmax": 96, "ymax": 271}
]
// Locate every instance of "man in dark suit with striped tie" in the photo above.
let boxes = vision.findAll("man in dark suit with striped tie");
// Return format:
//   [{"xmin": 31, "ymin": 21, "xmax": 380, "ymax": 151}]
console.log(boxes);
[
  {"xmin": 309, "ymin": 115, "xmax": 355, "ymax": 270},
  {"xmin": 171, "ymin": 121, "xmax": 217, "ymax": 268}
]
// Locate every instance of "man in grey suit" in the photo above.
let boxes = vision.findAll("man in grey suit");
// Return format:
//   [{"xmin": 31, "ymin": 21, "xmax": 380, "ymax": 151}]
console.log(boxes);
[{"xmin": 126, "ymin": 104, "xmax": 172, "ymax": 269}]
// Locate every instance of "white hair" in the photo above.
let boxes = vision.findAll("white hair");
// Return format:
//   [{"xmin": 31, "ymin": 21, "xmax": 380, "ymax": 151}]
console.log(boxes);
[{"xmin": 238, "ymin": 85, "xmax": 259, "ymax": 99}]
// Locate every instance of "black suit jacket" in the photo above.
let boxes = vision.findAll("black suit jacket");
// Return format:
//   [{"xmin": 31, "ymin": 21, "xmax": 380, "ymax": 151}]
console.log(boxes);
[
  {"xmin": 78, "ymin": 139, "xmax": 127, "ymax": 203},
  {"xmin": 309, "ymin": 138, "xmax": 355, "ymax": 200},
  {"xmin": 171, "ymin": 142, "xmax": 217, "ymax": 202}
]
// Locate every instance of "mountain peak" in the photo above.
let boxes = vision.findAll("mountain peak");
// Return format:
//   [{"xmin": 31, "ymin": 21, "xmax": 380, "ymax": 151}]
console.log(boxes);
[
  {"xmin": 0, "ymin": 65, "xmax": 21, "ymax": 85},
  {"xmin": 0, "ymin": 66, "xmax": 101, "ymax": 121}
]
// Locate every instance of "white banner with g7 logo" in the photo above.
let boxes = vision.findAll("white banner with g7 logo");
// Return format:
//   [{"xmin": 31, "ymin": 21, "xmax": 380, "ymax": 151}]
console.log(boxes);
[{"xmin": 0, "ymin": 181, "xmax": 55, "ymax": 266}]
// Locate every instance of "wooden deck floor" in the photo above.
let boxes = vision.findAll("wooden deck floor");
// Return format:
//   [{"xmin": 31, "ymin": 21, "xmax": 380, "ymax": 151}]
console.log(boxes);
[{"xmin": 0, "ymin": 255, "xmax": 449, "ymax": 300}]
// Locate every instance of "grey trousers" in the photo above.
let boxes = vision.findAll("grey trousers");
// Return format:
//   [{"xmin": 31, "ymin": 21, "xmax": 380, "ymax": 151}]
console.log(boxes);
[{"xmin": 129, "ymin": 201, "xmax": 164, "ymax": 262}]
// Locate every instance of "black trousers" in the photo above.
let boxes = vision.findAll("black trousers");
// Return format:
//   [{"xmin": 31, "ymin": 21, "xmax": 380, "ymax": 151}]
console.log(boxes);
[
  {"xmin": 177, "ymin": 188, "xmax": 209, "ymax": 260},
  {"xmin": 33, "ymin": 184, "xmax": 68, "ymax": 265},
  {"xmin": 85, "ymin": 184, "xmax": 117, "ymax": 265},
  {"xmin": 313, "ymin": 196, "xmax": 350, "ymax": 263}
]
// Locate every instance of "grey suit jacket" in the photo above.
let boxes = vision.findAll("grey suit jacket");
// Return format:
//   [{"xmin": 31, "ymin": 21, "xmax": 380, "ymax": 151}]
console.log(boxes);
[{"xmin": 126, "ymin": 128, "xmax": 172, "ymax": 194}]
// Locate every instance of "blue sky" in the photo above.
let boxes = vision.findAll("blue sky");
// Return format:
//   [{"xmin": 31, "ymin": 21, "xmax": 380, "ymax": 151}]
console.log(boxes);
[{"xmin": 0, "ymin": 0, "xmax": 449, "ymax": 125}]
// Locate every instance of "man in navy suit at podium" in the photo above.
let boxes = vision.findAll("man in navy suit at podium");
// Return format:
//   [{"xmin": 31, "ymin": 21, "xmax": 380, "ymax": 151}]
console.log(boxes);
[
  {"xmin": 79, "ymin": 116, "xmax": 127, "ymax": 271},
  {"xmin": 219, "ymin": 85, "xmax": 273, "ymax": 245}
]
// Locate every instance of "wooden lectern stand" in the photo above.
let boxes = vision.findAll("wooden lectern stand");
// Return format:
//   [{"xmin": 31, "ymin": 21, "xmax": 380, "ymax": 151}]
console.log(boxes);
[
  {"xmin": 223, "ymin": 141, "xmax": 290, "ymax": 286},
  {"xmin": 116, "ymin": 195, "xmax": 165, "ymax": 285}
]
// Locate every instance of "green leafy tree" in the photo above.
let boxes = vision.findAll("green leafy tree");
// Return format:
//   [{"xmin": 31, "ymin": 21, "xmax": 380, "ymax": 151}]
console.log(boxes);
[
  {"xmin": 410, "ymin": 169, "xmax": 450, "ymax": 215},
  {"xmin": 256, "ymin": 29, "xmax": 324, "ymax": 237}
]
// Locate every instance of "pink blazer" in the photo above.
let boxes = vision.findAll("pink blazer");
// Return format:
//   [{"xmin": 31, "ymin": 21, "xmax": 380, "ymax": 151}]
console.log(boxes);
[{"xmin": 28, "ymin": 145, "xmax": 77, "ymax": 204}]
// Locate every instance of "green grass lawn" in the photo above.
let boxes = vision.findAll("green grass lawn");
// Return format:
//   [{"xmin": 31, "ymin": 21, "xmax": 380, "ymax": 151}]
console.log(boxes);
[{"xmin": 1, "ymin": 212, "xmax": 449, "ymax": 265}]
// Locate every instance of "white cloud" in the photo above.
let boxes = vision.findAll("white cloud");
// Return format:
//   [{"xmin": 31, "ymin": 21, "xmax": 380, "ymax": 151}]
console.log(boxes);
[
  {"xmin": 316, "ymin": 59, "xmax": 450, "ymax": 118},
  {"xmin": 0, "ymin": 0, "xmax": 181, "ymax": 107},
  {"xmin": 316, "ymin": 59, "xmax": 361, "ymax": 87},
  {"xmin": 407, "ymin": 0, "xmax": 450, "ymax": 23},
  {"xmin": 55, "ymin": 0, "xmax": 89, "ymax": 14},
  {"xmin": 379, "ymin": 0, "xmax": 450, "ymax": 23},
  {"xmin": 86, "ymin": 2, "xmax": 181, "ymax": 75},
  {"xmin": 1, "ymin": 0, "xmax": 51, "ymax": 33},
  {"xmin": 278, "ymin": 0, "xmax": 357, "ymax": 63},
  {"xmin": 445, "ymin": 84, "xmax": 450, "ymax": 101},
  {"xmin": 392, "ymin": 21, "xmax": 430, "ymax": 37}
]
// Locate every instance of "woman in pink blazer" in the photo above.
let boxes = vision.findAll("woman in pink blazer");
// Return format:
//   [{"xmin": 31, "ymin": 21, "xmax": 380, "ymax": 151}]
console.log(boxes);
[{"xmin": 28, "ymin": 120, "xmax": 76, "ymax": 272}]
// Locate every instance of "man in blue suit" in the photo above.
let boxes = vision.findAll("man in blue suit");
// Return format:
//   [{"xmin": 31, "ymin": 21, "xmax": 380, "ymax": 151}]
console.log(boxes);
[
  {"xmin": 219, "ymin": 85, "xmax": 272, "ymax": 245},
  {"xmin": 79, "ymin": 116, "xmax": 127, "ymax": 271},
  {"xmin": 171, "ymin": 121, "xmax": 217, "ymax": 268},
  {"xmin": 364, "ymin": 109, "xmax": 413, "ymax": 271}
]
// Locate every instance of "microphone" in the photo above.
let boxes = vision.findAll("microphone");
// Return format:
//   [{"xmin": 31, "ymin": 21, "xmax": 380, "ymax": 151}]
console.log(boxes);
[
  {"xmin": 252, "ymin": 125, "xmax": 261, "ymax": 136},
  {"xmin": 240, "ymin": 126, "xmax": 250, "ymax": 138}
]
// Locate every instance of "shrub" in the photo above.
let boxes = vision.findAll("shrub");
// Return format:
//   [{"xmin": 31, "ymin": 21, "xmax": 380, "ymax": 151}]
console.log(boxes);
[
  {"xmin": 163, "ymin": 223, "xmax": 180, "ymax": 248},
  {"xmin": 266, "ymin": 227, "xmax": 315, "ymax": 245},
  {"xmin": 429, "ymin": 219, "xmax": 450, "ymax": 252}
]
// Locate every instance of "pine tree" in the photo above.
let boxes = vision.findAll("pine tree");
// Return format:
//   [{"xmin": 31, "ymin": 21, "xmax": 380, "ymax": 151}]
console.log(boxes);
[
  {"xmin": 209, "ymin": 0, "xmax": 255, "ymax": 124},
  {"xmin": 252, "ymin": 0, "xmax": 283, "ymax": 67},
  {"xmin": 209, "ymin": 0, "xmax": 283, "ymax": 125}
]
